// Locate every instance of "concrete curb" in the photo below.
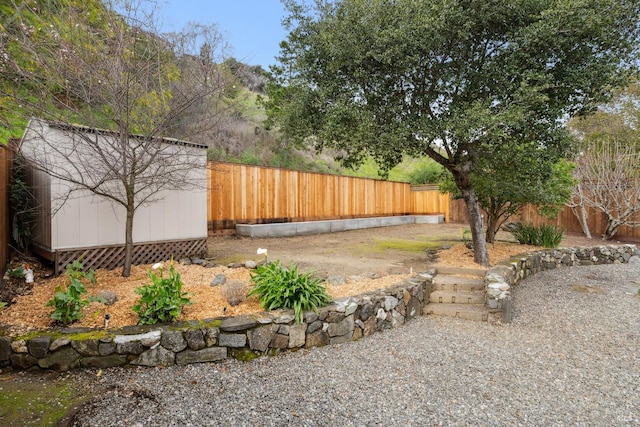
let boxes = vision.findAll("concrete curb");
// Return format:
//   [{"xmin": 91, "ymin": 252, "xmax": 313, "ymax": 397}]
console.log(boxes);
[{"xmin": 235, "ymin": 215, "xmax": 445, "ymax": 238}]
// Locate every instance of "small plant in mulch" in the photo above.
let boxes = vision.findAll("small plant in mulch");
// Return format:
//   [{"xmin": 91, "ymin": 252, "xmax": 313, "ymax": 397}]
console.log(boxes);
[
  {"xmin": 47, "ymin": 261, "xmax": 99, "ymax": 325},
  {"xmin": 248, "ymin": 259, "xmax": 332, "ymax": 324},
  {"xmin": 133, "ymin": 260, "xmax": 192, "ymax": 325}
]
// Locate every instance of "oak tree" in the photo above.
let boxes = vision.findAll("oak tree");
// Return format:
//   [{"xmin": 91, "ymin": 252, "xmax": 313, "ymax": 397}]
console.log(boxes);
[{"xmin": 264, "ymin": 0, "xmax": 639, "ymax": 265}]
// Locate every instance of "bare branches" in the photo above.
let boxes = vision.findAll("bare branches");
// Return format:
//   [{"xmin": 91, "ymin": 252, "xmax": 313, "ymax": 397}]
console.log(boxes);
[{"xmin": 572, "ymin": 138, "xmax": 640, "ymax": 239}]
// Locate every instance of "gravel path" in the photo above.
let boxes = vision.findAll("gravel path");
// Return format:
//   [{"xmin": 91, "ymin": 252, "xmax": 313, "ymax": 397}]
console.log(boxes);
[{"xmin": 69, "ymin": 263, "xmax": 640, "ymax": 426}]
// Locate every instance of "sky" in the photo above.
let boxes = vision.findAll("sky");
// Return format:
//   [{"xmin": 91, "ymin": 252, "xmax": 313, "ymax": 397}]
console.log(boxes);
[{"xmin": 158, "ymin": 0, "xmax": 289, "ymax": 70}]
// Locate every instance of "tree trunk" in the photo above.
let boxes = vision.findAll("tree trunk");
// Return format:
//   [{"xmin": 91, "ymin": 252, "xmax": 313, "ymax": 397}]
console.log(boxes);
[
  {"xmin": 460, "ymin": 187, "xmax": 489, "ymax": 266},
  {"xmin": 485, "ymin": 201, "xmax": 498, "ymax": 244},
  {"xmin": 122, "ymin": 204, "xmax": 134, "ymax": 277},
  {"xmin": 576, "ymin": 205, "xmax": 592, "ymax": 239},
  {"xmin": 603, "ymin": 219, "xmax": 619, "ymax": 240}
]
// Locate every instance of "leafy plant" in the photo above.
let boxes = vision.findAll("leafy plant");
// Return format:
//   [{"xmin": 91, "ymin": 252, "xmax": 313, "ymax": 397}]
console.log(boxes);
[
  {"xmin": 46, "ymin": 261, "xmax": 97, "ymax": 325},
  {"xmin": 506, "ymin": 222, "xmax": 564, "ymax": 248},
  {"xmin": 0, "ymin": 301, "xmax": 7, "ymax": 309},
  {"xmin": 537, "ymin": 224, "xmax": 565, "ymax": 248},
  {"xmin": 133, "ymin": 262, "xmax": 192, "ymax": 325},
  {"xmin": 461, "ymin": 228, "xmax": 473, "ymax": 250},
  {"xmin": 248, "ymin": 260, "xmax": 332, "ymax": 323},
  {"xmin": 6, "ymin": 267, "xmax": 26, "ymax": 279}
]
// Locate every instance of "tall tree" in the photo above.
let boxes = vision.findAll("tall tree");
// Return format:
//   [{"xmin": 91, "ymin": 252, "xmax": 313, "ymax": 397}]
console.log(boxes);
[
  {"xmin": 264, "ymin": 0, "xmax": 639, "ymax": 265},
  {"xmin": 0, "ymin": 0, "xmax": 232, "ymax": 276},
  {"xmin": 569, "ymin": 87, "xmax": 640, "ymax": 239}
]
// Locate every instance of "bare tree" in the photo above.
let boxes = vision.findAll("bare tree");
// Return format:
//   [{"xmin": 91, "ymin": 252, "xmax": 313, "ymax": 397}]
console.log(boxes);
[
  {"xmin": 1, "ymin": 0, "xmax": 233, "ymax": 275},
  {"xmin": 572, "ymin": 139, "xmax": 640, "ymax": 240}
]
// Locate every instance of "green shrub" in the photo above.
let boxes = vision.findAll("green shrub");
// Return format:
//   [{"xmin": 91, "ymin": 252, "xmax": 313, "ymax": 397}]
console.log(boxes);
[
  {"xmin": 537, "ymin": 224, "xmax": 565, "ymax": 248},
  {"xmin": 506, "ymin": 222, "xmax": 564, "ymax": 248},
  {"xmin": 133, "ymin": 261, "xmax": 192, "ymax": 325},
  {"xmin": 46, "ymin": 261, "xmax": 97, "ymax": 325},
  {"xmin": 248, "ymin": 260, "xmax": 332, "ymax": 323}
]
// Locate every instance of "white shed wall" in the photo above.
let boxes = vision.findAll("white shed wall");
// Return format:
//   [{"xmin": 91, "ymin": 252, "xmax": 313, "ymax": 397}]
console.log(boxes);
[{"xmin": 21, "ymin": 119, "xmax": 207, "ymax": 251}]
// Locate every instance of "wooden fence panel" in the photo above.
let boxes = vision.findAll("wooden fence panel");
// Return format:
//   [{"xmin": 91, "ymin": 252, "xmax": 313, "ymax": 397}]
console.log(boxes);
[
  {"xmin": 207, "ymin": 162, "xmax": 449, "ymax": 229},
  {"xmin": 0, "ymin": 146, "xmax": 13, "ymax": 267},
  {"xmin": 449, "ymin": 197, "xmax": 640, "ymax": 241}
]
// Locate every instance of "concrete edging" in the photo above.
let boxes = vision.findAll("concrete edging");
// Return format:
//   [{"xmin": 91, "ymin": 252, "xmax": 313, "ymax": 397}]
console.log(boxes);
[{"xmin": 235, "ymin": 215, "xmax": 445, "ymax": 238}]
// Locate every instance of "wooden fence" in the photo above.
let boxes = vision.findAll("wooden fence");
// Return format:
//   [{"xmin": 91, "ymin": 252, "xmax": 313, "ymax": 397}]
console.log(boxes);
[
  {"xmin": 207, "ymin": 162, "xmax": 450, "ymax": 229},
  {"xmin": 449, "ymin": 198, "xmax": 640, "ymax": 241},
  {"xmin": 0, "ymin": 145, "xmax": 12, "ymax": 267}
]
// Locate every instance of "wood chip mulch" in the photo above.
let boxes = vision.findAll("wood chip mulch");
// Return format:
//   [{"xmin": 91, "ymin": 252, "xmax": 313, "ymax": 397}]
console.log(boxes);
[{"xmin": 0, "ymin": 242, "xmax": 540, "ymax": 334}]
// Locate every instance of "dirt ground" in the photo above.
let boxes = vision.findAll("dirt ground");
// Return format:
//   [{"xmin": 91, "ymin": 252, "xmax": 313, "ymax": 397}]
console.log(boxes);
[{"xmin": 0, "ymin": 223, "xmax": 623, "ymax": 333}]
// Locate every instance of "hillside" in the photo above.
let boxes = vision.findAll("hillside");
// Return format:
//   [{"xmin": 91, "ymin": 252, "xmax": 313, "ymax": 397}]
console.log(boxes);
[{"xmin": 0, "ymin": 0, "xmax": 442, "ymax": 183}]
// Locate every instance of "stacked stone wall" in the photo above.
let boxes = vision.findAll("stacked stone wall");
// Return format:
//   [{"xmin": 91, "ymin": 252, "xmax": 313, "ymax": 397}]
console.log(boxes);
[
  {"xmin": 486, "ymin": 244, "xmax": 639, "ymax": 323},
  {"xmin": 0, "ymin": 275, "xmax": 433, "ymax": 371}
]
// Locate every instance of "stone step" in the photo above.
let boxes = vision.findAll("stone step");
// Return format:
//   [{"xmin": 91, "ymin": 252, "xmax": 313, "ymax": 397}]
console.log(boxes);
[
  {"xmin": 429, "ymin": 290, "xmax": 485, "ymax": 305},
  {"xmin": 423, "ymin": 303, "xmax": 488, "ymax": 322},
  {"xmin": 434, "ymin": 266, "xmax": 487, "ymax": 277},
  {"xmin": 432, "ymin": 275, "xmax": 485, "ymax": 292}
]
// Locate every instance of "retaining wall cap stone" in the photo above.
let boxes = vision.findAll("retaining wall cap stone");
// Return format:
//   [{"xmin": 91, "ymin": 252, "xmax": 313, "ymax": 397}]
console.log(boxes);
[{"xmin": 114, "ymin": 330, "xmax": 162, "ymax": 344}]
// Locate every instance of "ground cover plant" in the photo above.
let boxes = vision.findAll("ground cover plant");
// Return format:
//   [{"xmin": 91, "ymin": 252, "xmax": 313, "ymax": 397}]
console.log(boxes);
[
  {"xmin": 133, "ymin": 261, "xmax": 192, "ymax": 325},
  {"xmin": 248, "ymin": 260, "xmax": 332, "ymax": 323},
  {"xmin": 46, "ymin": 261, "xmax": 97, "ymax": 325}
]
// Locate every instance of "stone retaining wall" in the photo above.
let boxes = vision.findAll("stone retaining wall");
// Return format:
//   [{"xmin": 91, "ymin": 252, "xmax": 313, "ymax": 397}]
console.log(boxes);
[
  {"xmin": 486, "ymin": 244, "xmax": 640, "ymax": 323},
  {"xmin": 0, "ymin": 275, "xmax": 434, "ymax": 371}
]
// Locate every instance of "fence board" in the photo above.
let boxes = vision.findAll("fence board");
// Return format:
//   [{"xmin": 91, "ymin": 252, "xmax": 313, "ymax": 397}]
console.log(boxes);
[
  {"xmin": 0, "ymin": 146, "xmax": 13, "ymax": 268},
  {"xmin": 207, "ymin": 162, "xmax": 449, "ymax": 229},
  {"xmin": 449, "ymin": 198, "xmax": 640, "ymax": 241}
]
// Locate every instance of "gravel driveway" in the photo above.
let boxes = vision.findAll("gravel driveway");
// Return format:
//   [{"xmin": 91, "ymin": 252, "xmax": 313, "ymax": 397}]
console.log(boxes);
[{"xmin": 67, "ymin": 262, "xmax": 640, "ymax": 426}]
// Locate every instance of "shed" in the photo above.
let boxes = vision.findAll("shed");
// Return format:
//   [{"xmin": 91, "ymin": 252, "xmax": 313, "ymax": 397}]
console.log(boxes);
[{"xmin": 19, "ymin": 118, "xmax": 208, "ymax": 273}]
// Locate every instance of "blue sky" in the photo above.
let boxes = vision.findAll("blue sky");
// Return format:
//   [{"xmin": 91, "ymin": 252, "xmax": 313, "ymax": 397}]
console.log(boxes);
[{"xmin": 158, "ymin": 0, "xmax": 289, "ymax": 70}]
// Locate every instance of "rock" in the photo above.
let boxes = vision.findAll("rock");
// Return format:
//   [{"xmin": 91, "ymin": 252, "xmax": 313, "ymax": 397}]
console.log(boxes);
[
  {"xmin": 80, "ymin": 355, "xmax": 129, "ymax": 369},
  {"xmin": 344, "ymin": 302, "xmax": 358, "ymax": 316},
  {"xmin": 244, "ymin": 260, "xmax": 257, "ymax": 269},
  {"xmin": 184, "ymin": 329, "xmax": 206, "ymax": 351},
  {"xmin": 38, "ymin": 347, "xmax": 81, "ymax": 371},
  {"xmin": 179, "ymin": 257, "xmax": 192, "ymax": 265},
  {"xmin": 28, "ymin": 336, "xmax": 51, "ymax": 358},
  {"xmin": 71, "ymin": 339, "xmax": 101, "ymax": 357},
  {"xmin": 326, "ymin": 275, "xmax": 346, "ymax": 286},
  {"xmin": 176, "ymin": 347, "xmax": 227, "ymax": 365},
  {"xmin": 307, "ymin": 320, "xmax": 323, "ymax": 334},
  {"xmin": 376, "ymin": 308, "xmax": 387, "ymax": 321},
  {"xmin": 303, "ymin": 311, "xmax": 319, "ymax": 323},
  {"xmin": 270, "ymin": 334, "xmax": 289, "ymax": 349},
  {"xmin": 273, "ymin": 313, "xmax": 295, "ymax": 324},
  {"xmin": 98, "ymin": 342, "xmax": 116, "ymax": 356},
  {"xmin": 192, "ymin": 258, "xmax": 205, "ymax": 265},
  {"xmin": 220, "ymin": 315, "xmax": 258, "ymax": 332},
  {"xmin": 288, "ymin": 324, "xmax": 307, "ymax": 348},
  {"xmin": 132, "ymin": 347, "xmax": 176, "ymax": 367},
  {"xmin": 10, "ymin": 353, "xmax": 38, "ymax": 369},
  {"xmin": 204, "ymin": 328, "xmax": 220, "ymax": 347},
  {"xmin": 49, "ymin": 337, "xmax": 71, "ymax": 352},
  {"xmin": 227, "ymin": 263, "xmax": 243, "ymax": 269},
  {"xmin": 161, "ymin": 330, "xmax": 187, "ymax": 353},
  {"xmin": 629, "ymin": 255, "xmax": 640, "ymax": 264},
  {"xmin": 327, "ymin": 315, "xmax": 354, "ymax": 338},
  {"xmin": 305, "ymin": 330, "xmax": 329, "ymax": 348},
  {"xmin": 11, "ymin": 339, "xmax": 27, "ymax": 354},
  {"xmin": 115, "ymin": 340, "xmax": 145, "ymax": 355},
  {"xmin": 384, "ymin": 296, "xmax": 399, "ymax": 311},
  {"xmin": 247, "ymin": 325, "xmax": 278, "ymax": 353},
  {"xmin": 210, "ymin": 274, "xmax": 227, "ymax": 287},
  {"xmin": 96, "ymin": 290, "xmax": 118, "ymax": 306},
  {"xmin": 359, "ymin": 303, "xmax": 374, "ymax": 321},
  {"xmin": 218, "ymin": 334, "xmax": 247, "ymax": 348},
  {"xmin": 0, "ymin": 337, "xmax": 11, "ymax": 362}
]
